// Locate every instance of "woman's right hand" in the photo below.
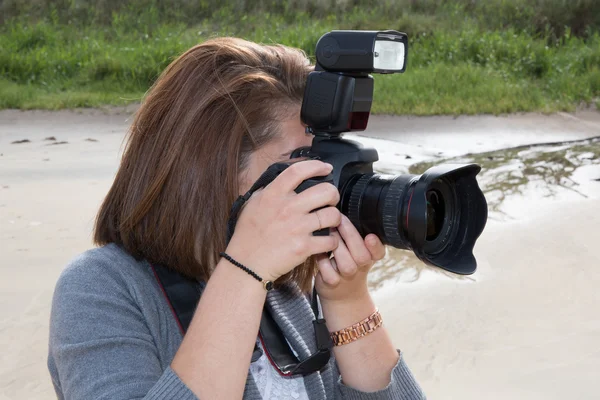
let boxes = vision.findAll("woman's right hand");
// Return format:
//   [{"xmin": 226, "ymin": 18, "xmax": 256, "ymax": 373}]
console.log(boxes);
[{"xmin": 225, "ymin": 160, "xmax": 342, "ymax": 281}]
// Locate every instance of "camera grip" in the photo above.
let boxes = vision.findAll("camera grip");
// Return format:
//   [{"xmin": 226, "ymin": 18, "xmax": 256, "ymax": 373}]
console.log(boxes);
[{"xmin": 295, "ymin": 176, "xmax": 335, "ymax": 237}]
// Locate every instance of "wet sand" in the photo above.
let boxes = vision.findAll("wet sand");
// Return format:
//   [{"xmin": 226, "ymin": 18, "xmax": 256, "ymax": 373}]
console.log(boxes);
[
  {"xmin": 377, "ymin": 198, "xmax": 600, "ymax": 400},
  {"xmin": 1, "ymin": 109, "xmax": 599, "ymax": 399}
]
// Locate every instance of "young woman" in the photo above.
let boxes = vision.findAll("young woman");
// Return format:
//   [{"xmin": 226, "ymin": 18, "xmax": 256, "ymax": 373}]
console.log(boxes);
[{"xmin": 48, "ymin": 37, "xmax": 425, "ymax": 399}]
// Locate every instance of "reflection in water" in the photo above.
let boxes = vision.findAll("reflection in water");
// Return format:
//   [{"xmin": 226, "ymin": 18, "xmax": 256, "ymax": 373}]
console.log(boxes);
[
  {"xmin": 369, "ymin": 248, "xmax": 476, "ymax": 290},
  {"xmin": 367, "ymin": 137, "xmax": 600, "ymax": 289},
  {"xmin": 407, "ymin": 136, "xmax": 600, "ymax": 215}
]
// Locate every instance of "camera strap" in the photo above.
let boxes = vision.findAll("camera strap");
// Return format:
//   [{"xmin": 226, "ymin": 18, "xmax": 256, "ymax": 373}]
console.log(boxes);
[
  {"xmin": 226, "ymin": 162, "xmax": 289, "ymax": 243},
  {"xmin": 150, "ymin": 163, "xmax": 332, "ymax": 377},
  {"xmin": 150, "ymin": 262, "xmax": 332, "ymax": 376}
]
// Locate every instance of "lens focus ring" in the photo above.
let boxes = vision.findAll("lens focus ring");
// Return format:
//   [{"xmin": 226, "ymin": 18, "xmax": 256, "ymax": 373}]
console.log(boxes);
[
  {"xmin": 347, "ymin": 174, "xmax": 374, "ymax": 236},
  {"xmin": 382, "ymin": 177, "xmax": 411, "ymax": 248}
]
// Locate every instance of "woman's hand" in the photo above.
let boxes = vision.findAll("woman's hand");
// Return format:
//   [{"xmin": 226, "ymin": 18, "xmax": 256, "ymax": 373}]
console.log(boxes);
[
  {"xmin": 315, "ymin": 215, "xmax": 400, "ymax": 394},
  {"xmin": 315, "ymin": 215, "xmax": 386, "ymax": 303},
  {"xmin": 226, "ymin": 160, "xmax": 341, "ymax": 282}
]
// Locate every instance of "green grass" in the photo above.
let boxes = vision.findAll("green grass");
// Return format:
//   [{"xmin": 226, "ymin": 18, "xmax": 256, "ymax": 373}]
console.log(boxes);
[
  {"xmin": 1, "ymin": 1, "xmax": 599, "ymax": 114},
  {"xmin": 0, "ymin": 78, "xmax": 142, "ymax": 109}
]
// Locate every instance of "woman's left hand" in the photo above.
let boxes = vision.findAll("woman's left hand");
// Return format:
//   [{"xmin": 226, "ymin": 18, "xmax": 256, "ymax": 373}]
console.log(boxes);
[
  {"xmin": 315, "ymin": 215, "xmax": 386, "ymax": 303},
  {"xmin": 315, "ymin": 216, "xmax": 401, "ymax": 393}
]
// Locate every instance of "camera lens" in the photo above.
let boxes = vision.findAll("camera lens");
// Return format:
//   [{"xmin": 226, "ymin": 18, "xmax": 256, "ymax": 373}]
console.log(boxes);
[
  {"xmin": 340, "ymin": 164, "xmax": 487, "ymax": 275},
  {"xmin": 426, "ymin": 189, "xmax": 444, "ymax": 240},
  {"xmin": 421, "ymin": 178, "xmax": 456, "ymax": 256}
]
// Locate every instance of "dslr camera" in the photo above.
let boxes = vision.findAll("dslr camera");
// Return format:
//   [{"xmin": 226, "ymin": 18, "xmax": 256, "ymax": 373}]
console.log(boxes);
[{"xmin": 284, "ymin": 30, "xmax": 488, "ymax": 275}]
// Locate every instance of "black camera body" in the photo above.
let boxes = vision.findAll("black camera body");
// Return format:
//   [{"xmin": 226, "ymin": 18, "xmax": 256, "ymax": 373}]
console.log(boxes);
[{"xmin": 281, "ymin": 30, "xmax": 488, "ymax": 275}]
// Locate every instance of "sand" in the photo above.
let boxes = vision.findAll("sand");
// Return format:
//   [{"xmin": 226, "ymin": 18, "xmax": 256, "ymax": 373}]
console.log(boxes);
[
  {"xmin": 1, "ymin": 109, "xmax": 599, "ymax": 399},
  {"xmin": 378, "ymin": 198, "xmax": 600, "ymax": 399}
]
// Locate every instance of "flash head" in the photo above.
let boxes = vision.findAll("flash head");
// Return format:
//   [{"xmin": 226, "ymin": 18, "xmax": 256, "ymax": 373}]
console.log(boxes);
[
  {"xmin": 315, "ymin": 30, "xmax": 408, "ymax": 74},
  {"xmin": 301, "ymin": 30, "xmax": 409, "ymax": 136}
]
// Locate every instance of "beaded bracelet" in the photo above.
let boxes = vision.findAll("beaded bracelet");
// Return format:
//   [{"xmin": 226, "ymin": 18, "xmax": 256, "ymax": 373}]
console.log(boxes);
[{"xmin": 219, "ymin": 252, "xmax": 273, "ymax": 291}]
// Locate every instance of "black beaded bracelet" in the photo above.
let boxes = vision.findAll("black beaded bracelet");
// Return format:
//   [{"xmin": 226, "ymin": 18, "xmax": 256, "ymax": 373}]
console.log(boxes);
[{"xmin": 219, "ymin": 252, "xmax": 273, "ymax": 291}]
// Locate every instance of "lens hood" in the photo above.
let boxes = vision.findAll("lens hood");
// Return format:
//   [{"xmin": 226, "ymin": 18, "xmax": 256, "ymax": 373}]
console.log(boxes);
[{"xmin": 406, "ymin": 164, "xmax": 487, "ymax": 274}]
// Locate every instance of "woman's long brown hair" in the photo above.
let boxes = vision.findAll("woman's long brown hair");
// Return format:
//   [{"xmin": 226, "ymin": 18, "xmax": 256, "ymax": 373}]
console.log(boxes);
[{"xmin": 94, "ymin": 37, "xmax": 317, "ymax": 291}]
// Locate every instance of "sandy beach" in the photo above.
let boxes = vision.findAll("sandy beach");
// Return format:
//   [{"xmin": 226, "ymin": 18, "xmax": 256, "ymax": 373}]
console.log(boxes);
[{"xmin": 1, "ymin": 109, "xmax": 599, "ymax": 399}]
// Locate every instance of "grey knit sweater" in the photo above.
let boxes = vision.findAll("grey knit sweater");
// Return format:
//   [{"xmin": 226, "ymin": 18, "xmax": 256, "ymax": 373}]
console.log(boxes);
[{"xmin": 48, "ymin": 243, "xmax": 426, "ymax": 399}]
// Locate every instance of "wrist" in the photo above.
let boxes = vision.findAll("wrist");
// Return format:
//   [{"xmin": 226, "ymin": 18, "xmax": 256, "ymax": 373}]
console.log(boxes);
[
  {"xmin": 216, "ymin": 250, "xmax": 276, "ymax": 293},
  {"xmin": 223, "ymin": 243, "xmax": 278, "ymax": 282},
  {"xmin": 318, "ymin": 285, "xmax": 370, "ymax": 309},
  {"xmin": 320, "ymin": 291, "xmax": 376, "ymax": 332},
  {"xmin": 213, "ymin": 258, "xmax": 270, "ymax": 299}
]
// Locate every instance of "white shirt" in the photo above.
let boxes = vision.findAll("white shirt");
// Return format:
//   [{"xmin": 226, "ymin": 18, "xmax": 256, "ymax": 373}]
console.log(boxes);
[{"xmin": 249, "ymin": 339, "xmax": 310, "ymax": 400}]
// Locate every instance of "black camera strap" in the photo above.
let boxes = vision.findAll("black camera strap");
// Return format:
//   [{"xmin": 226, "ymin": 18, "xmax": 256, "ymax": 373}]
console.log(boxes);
[
  {"xmin": 226, "ymin": 162, "xmax": 289, "ymax": 243},
  {"xmin": 150, "ymin": 262, "xmax": 332, "ymax": 376},
  {"xmin": 151, "ymin": 162, "xmax": 332, "ymax": 377}
]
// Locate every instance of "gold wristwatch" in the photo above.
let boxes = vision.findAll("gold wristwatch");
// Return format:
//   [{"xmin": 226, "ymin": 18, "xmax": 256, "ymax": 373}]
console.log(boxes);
[{"xmin": 329, "ymin": 309, "xmax": 383, "ymax": 346}]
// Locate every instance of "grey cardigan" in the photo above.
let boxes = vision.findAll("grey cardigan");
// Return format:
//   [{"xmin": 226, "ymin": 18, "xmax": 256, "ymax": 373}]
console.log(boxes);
[{"xmin": 48, "ymin": 243, "xmax": 425, "ymax": 399}]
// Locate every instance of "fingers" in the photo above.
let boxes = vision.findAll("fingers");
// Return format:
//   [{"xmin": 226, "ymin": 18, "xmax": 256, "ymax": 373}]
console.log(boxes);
[
  {"xmin": 330, "ymin": 230, "xmax": 358, "ymax": 278},
  {"xmin": 365, "ymin": 234, "xmax": 386, "ymax": 261},
  {"xmin": 308, "ymin": 207, "xmax": 342, "ymax": 232},
  {"xmin": 269, "ymin": 160, "xmax": 332, "ymax": 194},
  {"xmin": 294, "ymin": 182, "xmax": 340, "ymax": 212},
  {"xmin": 336, "ymin": 215, "xmax": 373, "ymax": 269},
  {"xmin": 308, "ymin": 234, "xmax": 339, "ymax": 255},
  {"xmin": 314, "ymin": 227, "xmax": 385, "ymax": 289},
  {"xmin": 316, "ymin": 253, "xmax": 340, "ymax": 286}
]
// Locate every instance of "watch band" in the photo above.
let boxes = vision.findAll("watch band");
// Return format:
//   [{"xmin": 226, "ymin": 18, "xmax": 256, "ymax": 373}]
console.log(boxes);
[{"xmin": 329, "ymin": 309, "xmax": 383, "ymax": 346}]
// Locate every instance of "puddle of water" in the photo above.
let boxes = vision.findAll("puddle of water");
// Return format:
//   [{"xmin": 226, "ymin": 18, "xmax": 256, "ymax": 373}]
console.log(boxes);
[
  {"xmin": 345, "ymin": 134, "xmax": 448, "ymax": 175},
  {"xmin": 408, "ymin": 137, "xmax": 600, "ymax": 219},
  {"xmin": 368, "ymin": 247, "xmax": 476, "ymax": 291},
  {"xmin": 365, "ymin": 136, "xmax": 600, "ymax": 290}
]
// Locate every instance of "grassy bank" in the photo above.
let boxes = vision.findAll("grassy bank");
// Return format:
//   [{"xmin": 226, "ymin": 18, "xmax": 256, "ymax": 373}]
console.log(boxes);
[{"xmin": 1, "ymin": 0, "xmax": 599, "ymax": 114}]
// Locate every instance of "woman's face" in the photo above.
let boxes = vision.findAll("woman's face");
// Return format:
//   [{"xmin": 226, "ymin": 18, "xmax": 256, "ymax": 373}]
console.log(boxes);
[{"xmin": 239, "ymin": 112, "xmax": 313, "ymax": 195}]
